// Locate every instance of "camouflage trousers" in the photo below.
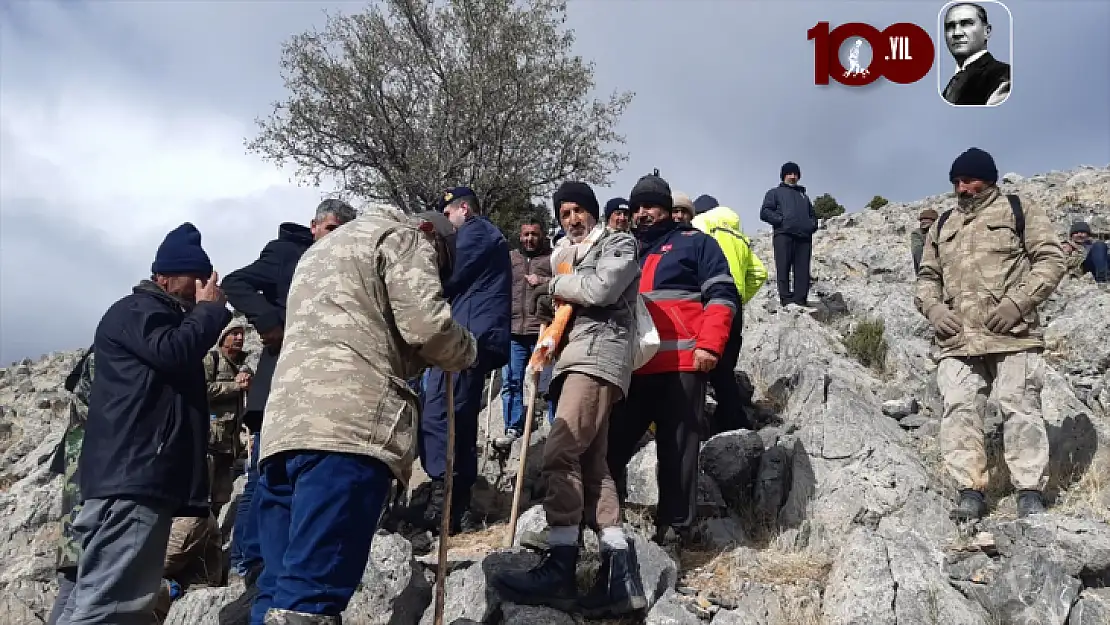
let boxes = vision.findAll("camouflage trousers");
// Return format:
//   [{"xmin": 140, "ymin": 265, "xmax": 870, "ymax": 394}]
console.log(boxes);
[{"xmin": 936, "ymin": 350, "xmax": 1050, "ymax": 492}]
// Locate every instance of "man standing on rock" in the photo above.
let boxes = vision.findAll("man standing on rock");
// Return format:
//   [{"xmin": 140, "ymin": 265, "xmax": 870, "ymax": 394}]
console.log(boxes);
[
  {"xmin": 64, "ymin": 223, "xmax": 230, "ymax": 625},
  {"xmin": 204, "ymin": 318, "xmax": 252, "ymax": 520},
  {"xmin": 419, "ymin": 187, "xmax": 511, "ymax": 533},
  {"xmin": 222, "ymin": 199, "xmax": 356, "ymax": 582},
  {"xmin": 608, "ymin": 174, "xmax": 740, "ymax": 547},
  {"xmin": 691, "ymin": 193, "xmax": 768, "ymax": 434},
  {"xmin": 491, "ymin": 181, "xmax": 647, "ymax": 618},
  {"xmin": 249, "ymin": 206, "xmax": 476, "ymax": 625},
  {"xmin": 910, "ymin": 208, "xmax": 939, "ymax": 274},
  {"xmin": 915, "ymin": 147, "xmax": 1065, "ymax": 521},
  {"xmin": 760, "ymin": 161, "xmax": 818, "ymax": 308},
  {"xmin": 494, "ymin": 217, "xmax": 552, "ymax": 450}
]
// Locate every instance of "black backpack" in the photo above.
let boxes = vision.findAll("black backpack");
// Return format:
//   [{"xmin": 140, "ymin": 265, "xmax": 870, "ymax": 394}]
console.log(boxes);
[
  {"xmin": 64, "ymin": 346, "xmax": 93, "ymax": 393},
  {"xmin": 933, "ymin": 194, "xmax": 1026, "ymax": 252}
]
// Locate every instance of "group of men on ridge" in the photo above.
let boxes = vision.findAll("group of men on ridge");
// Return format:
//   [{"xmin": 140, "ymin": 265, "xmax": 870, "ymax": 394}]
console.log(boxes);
[{"xmin": 44, "ymin": 146, "xmax": 1088, "ymax": 623}]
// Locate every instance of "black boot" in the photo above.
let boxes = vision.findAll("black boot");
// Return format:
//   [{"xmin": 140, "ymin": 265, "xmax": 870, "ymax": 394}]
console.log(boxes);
[
  {"xmin": 579, "ymin": 541, "xmax": 648, "ymax": 618},
  {"xmin": 489, "ymin": 545, "xmax": 579, "ymax": 613},
  {"xmin": 422, "ymin": 479, "xmax": 445, "ymax": 531},
  {"xmin": 950, "ymin": 489, "xmax": 987, "ymax": 521},
  {"xmin": 1017, "ymin": 489, "xmax": 1046, "ymax": 517}
]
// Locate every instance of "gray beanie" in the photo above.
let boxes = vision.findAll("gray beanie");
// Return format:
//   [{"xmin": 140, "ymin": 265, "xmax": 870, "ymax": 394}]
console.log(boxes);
[{"xmin": 630, "ymin": 174, "xmax": 673, "ymax": 211}]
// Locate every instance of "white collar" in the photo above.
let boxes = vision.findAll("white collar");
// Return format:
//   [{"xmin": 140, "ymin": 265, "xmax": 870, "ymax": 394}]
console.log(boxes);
[{"xmin": 954, "ymin": 49, "xmax": 988, "ymax": 74}]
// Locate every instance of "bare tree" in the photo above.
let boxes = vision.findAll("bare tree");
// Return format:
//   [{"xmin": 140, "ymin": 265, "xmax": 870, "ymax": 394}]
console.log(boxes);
[{"xmin": 248, "ymin": 0, "xmax": 633, "ymax": 217}]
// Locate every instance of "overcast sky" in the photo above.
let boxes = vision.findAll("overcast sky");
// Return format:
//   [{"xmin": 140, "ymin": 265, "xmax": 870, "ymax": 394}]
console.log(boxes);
[{"xmin": 1, "ymin": 0, "xmax": 1108, "ymax": 363}]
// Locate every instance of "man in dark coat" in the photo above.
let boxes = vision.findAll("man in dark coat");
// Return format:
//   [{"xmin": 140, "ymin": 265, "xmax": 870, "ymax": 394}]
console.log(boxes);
[
  {"xmin": 420, "ymin": 186, "xmax": 512, "ymax": 533},
  {"xmin": 221, "ymin": 199, "xmax": 356, "ymax": 580},
  {"xmin": 942, "ymin": 3, "xmax": 1011, "ymax": 106},
  {"xmin": 760, "ymin": 161, "xmax": 818, "ymax": 307},
  {"xmin": 64, "ymin": 222, "xmax": 230, "ymax": 625}
]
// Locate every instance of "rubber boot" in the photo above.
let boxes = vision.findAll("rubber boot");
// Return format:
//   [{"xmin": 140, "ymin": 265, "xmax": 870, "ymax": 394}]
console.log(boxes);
[
  {"xmin": 490, "ymin": 545, "xmax": 579, "ymax": 613},
  {"xmin": 579, "ymin": 541, "xmax": 648, "ymax": 618},
  {"xmin": 950, "ymin": 489, "xmax": 987, "ymax": 521},
  {"xmin": 1017, "ymin": 489, "xmax": 1046, "ymax": 518},
  {"xmin": 264, "ymin": 608, "xmax": 342, "ymax": 624}
]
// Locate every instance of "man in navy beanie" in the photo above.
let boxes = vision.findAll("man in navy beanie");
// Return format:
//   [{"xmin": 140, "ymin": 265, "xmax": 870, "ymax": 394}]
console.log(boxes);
[
  {"xmin": 64, "ymin": 223, "xmax": 231, "ymax": 625},
  {"xmin": 760, "ymin": 161, "xmax": 818, "ymax": 307},
  {"xmin": 916, "ymin": 146, "xmax": 1065, "ymax": 522}
]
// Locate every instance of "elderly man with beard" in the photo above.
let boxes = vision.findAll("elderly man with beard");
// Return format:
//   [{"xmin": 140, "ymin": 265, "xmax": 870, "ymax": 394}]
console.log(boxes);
[
  {"xmin": 490, "ymin": 182, "xmax": 647, "ymax": 618},
  {"xmin": 62, "ymin": 223, "xmax": 230, "ymax": 625},
  {"xmin": 249, "ymin": 207, "xmax": 477, "ymax": 625},
  {"xmin": 916, "ymin": 147, "xmax": 1064, "ymax": 521}
]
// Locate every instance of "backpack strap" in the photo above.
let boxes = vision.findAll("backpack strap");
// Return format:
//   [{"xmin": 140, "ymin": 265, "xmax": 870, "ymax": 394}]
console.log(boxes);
[
  {"xmin": 206, "ymin": 351, "xmax": 220, "ymax": 380},
  {"xmin": 931, "ymin": 209, "xmax": 955, "ymax": 252},
  {"xmin": 930, "ymin": 194, "xmax": 1025, "ymax": 252},
  {"xmin": 64, "ymin": 346, "xmax": 94, "ymax": 393},
  {"xmin": 1007, "ymin": 194, "xmax": 1026, "ymax": 248}
]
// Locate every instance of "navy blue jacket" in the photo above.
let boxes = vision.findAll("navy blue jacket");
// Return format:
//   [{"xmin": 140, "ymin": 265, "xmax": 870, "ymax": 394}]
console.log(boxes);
[
  {"xmin": 79, "ymin": 281, "xmax": 231, "ymax": 517},
  {"xmin": 444, "ymin": 216, "xmax": 511, "ymax": 372},
  {"xmin": 222, "ymin": 222, "xmax": 314, "ymax": 428},
  {"xmin": 636, "ymin": 220, "xmax": 739, "ymax": 374},
  {"xmin": 760, "ymin": 183, "xmax": 818, "ymax": 238}
]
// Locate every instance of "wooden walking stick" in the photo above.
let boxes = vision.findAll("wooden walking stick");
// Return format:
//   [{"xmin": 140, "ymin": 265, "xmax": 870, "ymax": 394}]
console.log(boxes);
[
  {"xmin": 433, "ymin": 374, "xmax": 456, "ymax": 625},
  {"xmin": 504, "ymin": 323, "xmax": 548, "ymax": 547},
  {"xmin": 505, "ymin": 367, "xmax": 542, "ymax": 547}
]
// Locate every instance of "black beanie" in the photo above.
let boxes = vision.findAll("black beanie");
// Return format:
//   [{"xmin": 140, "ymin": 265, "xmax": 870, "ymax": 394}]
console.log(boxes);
[
  {"xmin": 553, "ymin": 181, "xmax": 600, "ymax": 220},
  {"xmin": 151, "ymin": 222, "xmax": 213, "ymax": 276},
  {"xmin": 693, "ymin": 194, "xmax": 719, "ymax": 215},
  {"xmin": 604, "ymin": 197, "xmax": 630, "ymax": 220},
  {"xmin": 1070, "ymin": 221, "xmax": 1092, "ymax": 236},
  {"xmin": 949, "ymin": 148, "xmax": 998, "ymax": 184},
  {"xmin": 780, "ymin": 162, "xmax": 801, "ymax": 181},
  {"xmin": 629, "ymin": 174, "xmax": 673, "ymax": 211}
]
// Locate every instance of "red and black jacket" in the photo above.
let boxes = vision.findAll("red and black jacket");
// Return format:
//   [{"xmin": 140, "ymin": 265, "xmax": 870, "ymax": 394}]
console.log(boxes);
[{"xmin": 636, "ymin": 220, "xmax": 739, "ymax": 374}]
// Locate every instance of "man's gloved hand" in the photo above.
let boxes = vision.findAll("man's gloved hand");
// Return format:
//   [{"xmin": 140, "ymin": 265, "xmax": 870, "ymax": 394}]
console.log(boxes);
[
  {"xmin": 985, "ymin": 297, "xmax": 1022, "ymax": 334},
  {"xmin": 927, "ymin": 304, "xmax": 963, "ymax": 338},
  {"xmin": 452, "ymin": 330, "xmax": 478, "ymax": 373},
  {"xmin": 535, "ymin": 294, "xmax": 555, "ymax": 325}
]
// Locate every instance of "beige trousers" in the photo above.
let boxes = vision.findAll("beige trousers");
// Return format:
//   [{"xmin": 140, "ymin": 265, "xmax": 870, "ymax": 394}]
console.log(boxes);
[{"xmin": 936, "ymin": 349, "xmax": 1050, "ymax": 492}]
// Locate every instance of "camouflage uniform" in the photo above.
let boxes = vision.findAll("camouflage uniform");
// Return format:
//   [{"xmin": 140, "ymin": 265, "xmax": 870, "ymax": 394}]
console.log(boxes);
[
  {"xmin": 253, "ymin": 207, "xmax": 476, "ymax": 624},
  {"xmin": 1064, "ymin": 243, "xmax": 1089, "ymax": 279},
  {"xmin": 205, "ymin": 320, "xmax": 252, "ymax": 510},
  {"xmin": 915, "ymin": 189, "xmax": 1065, "ymax": 492},
  {"xmin": 53, "ymin": 351, "xmax": 96, "ymax": 574},
  {"xmin": 152, "ymin": 514, "xmax": 225, "ymax": 623}
]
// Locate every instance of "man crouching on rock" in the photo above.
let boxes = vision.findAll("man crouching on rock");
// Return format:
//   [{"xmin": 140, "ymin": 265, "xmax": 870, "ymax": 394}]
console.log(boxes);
[
  {"xmin": 249, "ymin": 205, "xmax": 477, "ymax": 625},
  {"xmin": 915, "ymin": 147, "xmax": 1065, "ymax": 522},
  {"xmin": 490, "ymin": 182, "xmax": 647, "ymax": 618}
]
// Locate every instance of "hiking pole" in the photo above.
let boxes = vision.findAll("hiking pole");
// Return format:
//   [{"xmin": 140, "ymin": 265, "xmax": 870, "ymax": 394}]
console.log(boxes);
[
  {"xmin": 505, "ymin": 366, "xmax": 541, "ymax": 547},
  {"xmin": 481, "ymin": 371, "xmax": 496, "ymax": 472},
  {"xmin": 433, "ymin": 373, "xmax": 456, "ymax": 625}
]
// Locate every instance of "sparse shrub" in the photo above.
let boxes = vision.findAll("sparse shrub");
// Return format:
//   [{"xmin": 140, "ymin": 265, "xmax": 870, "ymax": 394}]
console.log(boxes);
[
  {"xmin": 813, "ymin": 193, "xmax": 845, "ymax": 220},
  {"xmin": 843, "ymin": 318, "xmax": 888, "ymax": 371},
  {"xmin": 866, "ymin": 195, "xmax": 889, "ymax": 210}
]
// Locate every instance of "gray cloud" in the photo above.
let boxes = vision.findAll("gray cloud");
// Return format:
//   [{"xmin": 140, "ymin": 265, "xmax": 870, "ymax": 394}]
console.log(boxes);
[{"xmin": 1, "ymin": 0, "xmax": 1107, "ymax": 362}]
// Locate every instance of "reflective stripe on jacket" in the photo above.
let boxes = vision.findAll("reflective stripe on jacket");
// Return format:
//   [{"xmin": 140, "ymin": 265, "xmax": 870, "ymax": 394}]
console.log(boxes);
[{"xmin": 635, "ymin": 220, "xmax": 739, "ymax": 374}]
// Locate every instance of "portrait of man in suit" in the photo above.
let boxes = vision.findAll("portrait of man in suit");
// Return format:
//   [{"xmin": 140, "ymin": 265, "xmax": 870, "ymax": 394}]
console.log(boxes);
[{"xmin": 941, "ymin": 2, "xmax": 1012, "ymax": 106}]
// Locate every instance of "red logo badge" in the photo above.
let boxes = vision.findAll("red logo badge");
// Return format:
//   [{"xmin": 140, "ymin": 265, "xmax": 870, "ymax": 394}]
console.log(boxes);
[{"xmin": 808, "ymin": 21, "xmax": 935, "ymax": 86}]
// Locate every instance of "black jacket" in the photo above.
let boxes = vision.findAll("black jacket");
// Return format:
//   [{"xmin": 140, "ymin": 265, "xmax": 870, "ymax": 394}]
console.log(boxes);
[
  {"xmin": 79, "ymin": 281, "xmax": 230, "ymax": 517},
  {"xmin": 760, "ymin": 183, "xmax": 818, "ymax": 238},
  {"xmin": 943, "ymin": 52, "xmax": 1010, "ymax": 106},
  {"xmin": 222, "ymin": 223, "xmax": 313, "ymax": 429}
]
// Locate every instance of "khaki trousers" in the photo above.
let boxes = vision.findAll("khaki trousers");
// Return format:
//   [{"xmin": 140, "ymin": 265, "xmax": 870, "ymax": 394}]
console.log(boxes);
[
  {"xmin": 542, "ymin": 373, "xmax": 622, "ymax": 529},
  {"xmin": 936, "ymin": 349, "xmax": 1050, "ymax": 492}
]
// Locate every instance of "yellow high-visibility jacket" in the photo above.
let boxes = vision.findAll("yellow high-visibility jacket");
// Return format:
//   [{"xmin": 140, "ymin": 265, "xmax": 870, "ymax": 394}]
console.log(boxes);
[{"xmin": 692, "ymin": 207, "xmax": 767, "ymax": 304}]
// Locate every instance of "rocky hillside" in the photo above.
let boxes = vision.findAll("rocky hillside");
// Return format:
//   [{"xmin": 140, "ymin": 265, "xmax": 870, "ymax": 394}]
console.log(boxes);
[{"xmin": 1, "ymin": 165, "xmax": 1108, "ymax": 625}]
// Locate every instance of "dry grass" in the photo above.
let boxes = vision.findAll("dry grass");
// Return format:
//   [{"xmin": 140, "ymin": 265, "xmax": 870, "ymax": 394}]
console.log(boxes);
[
  {"xmin": 1053, "ymin": 451, "xmax": 1110, "ymax": 523},
  {"xmin": 444, "ymin": 521, "xmax": 512, "ymax": 553}
]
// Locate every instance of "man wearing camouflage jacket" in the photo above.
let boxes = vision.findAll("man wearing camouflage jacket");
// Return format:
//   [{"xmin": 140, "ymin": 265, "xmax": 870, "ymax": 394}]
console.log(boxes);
[
  {"xmin": 250, "ymin": 206, "xmax": 477, "ymax": 625},
  {"xmin": 204, "ymin": 318, "xmax": 253, "ymax": 519},
  {"xmin": 46, "ymin": 349, "xmax": 95, "ymax": 625},
  {"xmin": 915, "ymin": 147, "xmax": 1066, "ymax": 521}
]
